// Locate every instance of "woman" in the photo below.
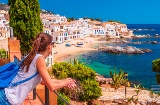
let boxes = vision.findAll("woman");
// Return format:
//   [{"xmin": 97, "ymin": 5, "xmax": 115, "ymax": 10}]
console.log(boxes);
[{"xmin": 0, "ymin": 33, "xmax": 76, "ymax": 105}]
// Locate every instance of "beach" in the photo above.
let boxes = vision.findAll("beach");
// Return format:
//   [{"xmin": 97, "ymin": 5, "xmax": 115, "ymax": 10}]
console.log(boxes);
[{"xmin": 53, "ymin": 37, "xmax": 102, "ymax": 62}]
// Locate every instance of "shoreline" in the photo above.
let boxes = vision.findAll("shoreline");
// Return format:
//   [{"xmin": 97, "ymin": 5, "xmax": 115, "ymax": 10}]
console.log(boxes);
[
  {"xmin": 53, "ymin": 37, "xmax": 101, "ymax": 62},
  {"xmin": 53, "ymin": 35, "xmax": 135, "ymax": 62}
]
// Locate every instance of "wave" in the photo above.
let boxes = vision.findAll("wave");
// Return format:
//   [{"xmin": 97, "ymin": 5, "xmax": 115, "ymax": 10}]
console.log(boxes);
[{"xmin": 131, "ymin": 29, "xmax": 155, "ymax": 31}]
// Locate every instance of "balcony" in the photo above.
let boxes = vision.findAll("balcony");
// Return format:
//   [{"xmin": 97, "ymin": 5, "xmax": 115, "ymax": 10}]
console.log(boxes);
[{"xmin": 23, "ymin": 84, "xmax": 70, "ymax": 105}]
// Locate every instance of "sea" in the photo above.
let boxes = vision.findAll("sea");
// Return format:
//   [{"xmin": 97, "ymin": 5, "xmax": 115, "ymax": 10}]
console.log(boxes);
[{"xmin": 62, "ymin": 24, "xmax": 160, "ymax": 89}]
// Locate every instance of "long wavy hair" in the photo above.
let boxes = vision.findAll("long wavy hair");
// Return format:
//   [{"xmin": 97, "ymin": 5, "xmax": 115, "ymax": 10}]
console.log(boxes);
[{"xmin": 21, "ymin": 32, "xmax": 53, "ymax": 72}]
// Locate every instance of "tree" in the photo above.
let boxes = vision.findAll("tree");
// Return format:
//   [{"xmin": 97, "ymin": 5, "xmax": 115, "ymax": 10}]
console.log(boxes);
[
  {"xmin": 67, "ymin": 17, "xmax": 76, "ymax": 22},
  {"xmin": 95, "ymin": 18, "xmax": 102, "ymax": 22},
  {"xmin": 83, "ymin": 16, "xmax": 88, "ymax": 20},
  {"xmin": 8, "ymin": 0, "xmax": 43, "ymax": 53},
  {"xmin": 89, "ymin": 18, "xmax": 95, "ymax": 21},
  {"xmin": 108, "ymin": 20, "xmax": 122, "ymax": 24},
  {"xmin": 152, "ymin": 59, "xmax": 160, "ymax": 84}
]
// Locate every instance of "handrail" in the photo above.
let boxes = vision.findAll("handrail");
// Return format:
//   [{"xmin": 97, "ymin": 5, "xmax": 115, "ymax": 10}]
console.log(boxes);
[
  {"xmin": 33, "ymin": 88, "xmax": 45, "ymax": 105},
  {"xmin": 53, "ymin": 91, "xmax": 71, "ymax": 105},
  {"xmin": 33, "ymin": 86, "xmax": 71, "ymax": 105}
]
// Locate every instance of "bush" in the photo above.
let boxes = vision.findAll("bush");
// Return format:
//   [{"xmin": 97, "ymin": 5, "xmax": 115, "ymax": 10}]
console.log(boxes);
[
  {"xmin": 152, "ymin": 58, "xmax": 160, "ymax": 84},
  {"xmin": 57, "ymin": 92, "xmax": 70, "ymax": 105},
  {"xmin": 152, "ymin": 59, "xmax": 160, "ymax": 72},
  {"xmin": 0, "ymin": 48, "xmax": 8, "ymax": 59},
  {"xmin": 110, "ymin": 69, "xmax": 128, "ymax": 89},
  {"xmin": 52, "ymin": 60, "xmax": 102, "ymax": 102}
]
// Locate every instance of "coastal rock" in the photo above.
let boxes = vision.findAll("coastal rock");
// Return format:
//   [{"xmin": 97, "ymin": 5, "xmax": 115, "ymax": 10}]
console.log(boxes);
[
  {"xmin": 95, "ymin": 73, "xmax": 112, "ymax": 84},
  {"xmin": 98, "ymin": 46, "xmax": 152, "ymax": 54},
  {"xmin": 151, "ymin": 41, "xmax": 158, "ymax": 44}
]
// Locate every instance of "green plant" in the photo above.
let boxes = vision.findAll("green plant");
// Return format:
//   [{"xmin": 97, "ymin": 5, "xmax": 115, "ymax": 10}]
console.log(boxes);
[
  {"xmin": 52, "ymin": 59, "xmax": 102, "ymax": 103},
  {"xmin": 127, "ymin": 84, "xmax": 141, "ymax": 103},
  {"xmin": 57, "ymin": 92, "xmax": 70, "ymax": 105},
  {"xmin": 0, "ymin": 49, "xmax": 8, "ymax": 59},
  {"xmin": 110, "ymin": 69, "xmax": 127, "ymax": 89},
  {"xmin": 156, "ymin": 74, "xmax": 160, "ymax": 84},
  {"xmin": 108, "ymin": 20, "xmax": 122, "ymax": 24},
  {"xmin": 8, "ymin": 0, "xmax": 43, "ymax": 53},
  {"xmin": 152, "ymin": 59, "xmax": 160, "ymax": 84},
  {"xmin": 152, "ymin": 59, "xmax": 160, "ymax": 72}
]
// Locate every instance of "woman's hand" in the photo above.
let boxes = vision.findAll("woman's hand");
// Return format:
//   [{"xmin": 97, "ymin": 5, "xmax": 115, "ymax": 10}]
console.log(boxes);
[{"xmin": 64, "ymin": 78, "xmax": 76, "ymax": 89}]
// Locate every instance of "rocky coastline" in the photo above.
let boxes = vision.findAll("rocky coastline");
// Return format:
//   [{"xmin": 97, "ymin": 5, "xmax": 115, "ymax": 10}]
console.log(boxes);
[
  {"xmin": 98, "ymin": 45, "xmax": 152, "ymax": 54},
  {"xmin": 95, "ymin": 74, "xmax": 160, "ymax": 105}
]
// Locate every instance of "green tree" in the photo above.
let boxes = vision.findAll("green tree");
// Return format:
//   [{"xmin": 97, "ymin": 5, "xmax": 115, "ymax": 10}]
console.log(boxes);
[
  {"xmin": 83, "ymin": 16, "xmax": 88, "ymax": 20},
  {"xmin": 108, "ymin": 20, "xmax": 122, "ymax": 24},
  {"xmin": 152, "ymin": 59, "xmax": 160, "ymax": 84},
  {"xmin": 52, "ymin": 59, "xmax": 102, "ymax": 103},
  {"xmin": 8, "ymin": 0, "xmax": 43, "ymax": 53},
  {"xmin": 95, "ymin": 18, "xmax": 102, "ymax": 22},
  {"xmin": 67, "ymin": 17, "xmax": 76, "ymax": 22},
  {"xmin": 89, "ymin": 18, "xmax": 95, "ymax": 21}
]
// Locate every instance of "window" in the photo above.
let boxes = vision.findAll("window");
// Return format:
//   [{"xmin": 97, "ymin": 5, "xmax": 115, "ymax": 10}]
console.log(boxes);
[{"xmin": 60, "ymin": 26, "xmax": 63, "ymax": 29}]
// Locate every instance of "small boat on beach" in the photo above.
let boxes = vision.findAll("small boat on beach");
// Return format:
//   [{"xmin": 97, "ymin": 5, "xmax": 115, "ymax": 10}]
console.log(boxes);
[
  {"xmin": 76, "ymin": 42, "xmax": 84, "ymax": 47},
  {"xmin": 65, "ymin": 44, "xmax": 71, "ymax": 47}
]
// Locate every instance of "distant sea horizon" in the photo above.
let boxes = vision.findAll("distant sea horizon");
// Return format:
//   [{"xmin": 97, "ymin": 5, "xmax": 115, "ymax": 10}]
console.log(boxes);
[{"xmin": 62, "ymin": 24, "xmax": 160, "ymax": 89}]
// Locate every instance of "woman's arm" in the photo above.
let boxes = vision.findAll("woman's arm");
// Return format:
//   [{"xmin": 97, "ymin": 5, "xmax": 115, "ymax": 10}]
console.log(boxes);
[
  {"xmin": 41, "ymin": 79, "xmax": 70, "ymax": 84},
  {"xmin": 36, "ymin": 56, "xmax": 76, "ymax": 91}
]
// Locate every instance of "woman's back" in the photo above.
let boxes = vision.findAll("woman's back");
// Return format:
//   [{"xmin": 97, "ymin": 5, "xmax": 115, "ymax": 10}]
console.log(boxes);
[{"xmin": 4, "ymin": 54, "xmax": 43, "ymax": 105}]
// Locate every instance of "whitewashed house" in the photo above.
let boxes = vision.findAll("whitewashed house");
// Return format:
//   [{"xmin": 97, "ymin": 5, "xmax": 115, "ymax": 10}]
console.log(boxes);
[
  {"xmin": 43, "ymin": 28, "xmax": 51, "ymax": 35},
  {"xmin": 52, "ymin": 31, "xmax": 69, "ymax": 43},
  {"xmin": 102, "ymin": 22, "xmax": 117, "ymax": 37},
  {"xmin": 120, "ymin": 24, "xmax": 128, "ymax": 32},
  {"xmin": 88, "ymin": 21, "xmax": 105, "ymax": 37},
  {"xmin": 52, "ymin": 14, "xmax": 67, "ymax": 24},
  {"xmin": 77, "ymin": 18, "xmax": 90, "ymax": 37},
  {"xmin": 50, "ymin": 24, "xmax": 60, "ymax": 32},
  {"xmin": 45, "ymin": 48, "xmax": 54, "ymax": 68}
]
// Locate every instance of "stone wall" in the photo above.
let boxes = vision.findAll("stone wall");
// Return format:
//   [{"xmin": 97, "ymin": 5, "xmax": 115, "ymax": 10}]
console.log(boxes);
[{"xmin": 0, "ymin": 59, "xmax": 9, "ymax": 66}]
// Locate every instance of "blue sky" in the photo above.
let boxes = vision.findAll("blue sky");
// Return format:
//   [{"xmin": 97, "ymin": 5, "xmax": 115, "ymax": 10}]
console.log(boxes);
[{"xmin": 1, "ymin": 0, "xmax": 160, "ymax": 24}]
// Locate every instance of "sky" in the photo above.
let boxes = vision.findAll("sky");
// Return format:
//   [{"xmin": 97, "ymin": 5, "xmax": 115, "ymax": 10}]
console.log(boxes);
[{"xmin": 1, "ymin": 0, "xmax": 160, "ymax": 24}]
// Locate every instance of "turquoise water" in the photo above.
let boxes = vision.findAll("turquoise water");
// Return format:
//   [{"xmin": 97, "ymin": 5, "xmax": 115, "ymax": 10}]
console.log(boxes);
[{"xmin": 62, "ymin": 24, "xmax": 160, "ymax": 88}]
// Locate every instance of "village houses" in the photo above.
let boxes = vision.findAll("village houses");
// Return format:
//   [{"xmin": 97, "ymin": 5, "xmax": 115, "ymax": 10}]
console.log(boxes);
[
  {"xmin": 0, "ymin": 9, "xmax": 133, "ymax": 66},
  {"xmin": 0, "ymin": 9, "xmax": 133, "ymax": 43}
]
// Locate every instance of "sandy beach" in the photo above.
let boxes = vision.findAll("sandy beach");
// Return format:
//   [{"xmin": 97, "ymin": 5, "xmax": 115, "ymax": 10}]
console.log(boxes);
[
  {"xmin": 53, "ymin": 35, "xmax": 135, "ymax": 62},
  {"xmin": 53, "ymin": 37, "xmax": 102, "ymax": 62}
]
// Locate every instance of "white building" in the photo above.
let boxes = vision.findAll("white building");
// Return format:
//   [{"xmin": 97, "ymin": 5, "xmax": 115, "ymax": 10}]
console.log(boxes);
[
  {"xmin": 52, "ymin": 31, "xmax": 69, "ymax": 43},
  {"xmin": 44, "ymin": 28, "xmax": 51, "ymax": 35},
  {"xmin": 120, "ymin": 24, "xmax": 128, "ymax": 32}
]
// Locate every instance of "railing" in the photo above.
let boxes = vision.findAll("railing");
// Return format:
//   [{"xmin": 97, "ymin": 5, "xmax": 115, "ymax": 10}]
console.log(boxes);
[{"xmin": 33, "ymin": 86, "xmax": 70, "ymax": 105}]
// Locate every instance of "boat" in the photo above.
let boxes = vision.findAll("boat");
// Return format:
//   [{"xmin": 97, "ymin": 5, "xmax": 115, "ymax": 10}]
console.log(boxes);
[
  {"xmin": 76, "ymin": 42, "xmax": 83, "ymax": 47},
  {"xmin": 65, "ymin": 44, "xmax": 71, "ymax": 47}
]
